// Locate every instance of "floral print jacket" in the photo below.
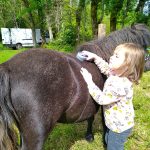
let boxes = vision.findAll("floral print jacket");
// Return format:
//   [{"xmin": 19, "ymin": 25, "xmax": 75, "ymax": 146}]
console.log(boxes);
[{"xmin": 87, "ymin": 57, "xmax": 134, "ymax": 133}]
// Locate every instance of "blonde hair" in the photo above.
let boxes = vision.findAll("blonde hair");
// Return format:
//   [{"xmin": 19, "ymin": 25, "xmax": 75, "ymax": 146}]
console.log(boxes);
[{"xmin": 114, "ymin": 43, "xmax": 145, "ymax": 84}]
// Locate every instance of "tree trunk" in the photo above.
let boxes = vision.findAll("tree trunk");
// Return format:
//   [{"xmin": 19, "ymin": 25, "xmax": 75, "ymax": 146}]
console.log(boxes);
[
  {"xmin": 135, "ymin": 0, "xmax": 147, "ymax": 13},
  {"xmin": 110, "ymin": 0, "xmax": 124, "ymax": 32},
  {"xmin": 98, "ymin": 0, "xmax": 104, "ymax": 24},
  {"xmin": 110, "ymin": 12, "xmax": 117, "ymax": 31},
  {"xmin": 55, "ymin": 0, "xmax": 63, "ymax": 34},
  {"xmin": 32, "ymin": 29, "xmax": 36, "ymax": 46},
  {"xmin": 69, "ymin": 0, "xmax": 73, "ymax": 24},
  {"xmin": 37, "ymin": 0, "xmax": 46, "ymax": 43},
  {"xmin": 76, "ymin": 0, "xmax": 85, "ymax": 43},
  {"xmin": 21, "ymin": 0, "xmax": 36, "ymax": 47},
  {"xmin": 12, "ymin": 0, "xmax": 18, "ymax": 28},
  {"xmin": 45, "ymin": 0, "xmax": 53, "ymax": 42},
  {"xmin": 45, "ymin": 12, "xmax": 53, "ymax": 42},
  {"xmin": 91, "ymin": 0, "xmax": 98, "ymax": 38},
  {"xmin": 1, "ymin": 3, "xmax": 7, "ymax": 27},
  {"xmin": 121, "ymin": 0, "xmax": 130, "ymax": 28},
  {"xmin": 82, "ymin": 6, "xmax": 87, "ymax": 41}
]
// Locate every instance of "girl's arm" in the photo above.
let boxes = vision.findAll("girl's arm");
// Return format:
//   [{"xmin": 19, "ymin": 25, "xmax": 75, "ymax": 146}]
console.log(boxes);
[
  {"xmin": 80, "ymin": 68, "xmax": 126, "ymax": 105},
  {"xmin": 81, "ymin": 51, "xmax": 110, "ymax": 76},
  {"xmin": 87, "ymin": 81, "xmax": 125, "ymax": 105},
  {"xmin": 94, "ymin": 56, "xmax": 110, "ymax": 76}
]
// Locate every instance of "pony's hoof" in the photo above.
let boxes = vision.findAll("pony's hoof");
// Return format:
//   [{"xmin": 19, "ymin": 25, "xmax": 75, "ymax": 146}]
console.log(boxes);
[{"xmin": 85, "ymin": 133, "xmax": 94, "ymax": 142}]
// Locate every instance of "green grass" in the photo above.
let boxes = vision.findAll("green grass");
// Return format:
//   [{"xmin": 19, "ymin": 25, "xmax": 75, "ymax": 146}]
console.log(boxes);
[
  {"xmin": 0, "ymin": 49, "xmax": 26, "ymax": 64},
  {"xmin": 0, "ymin": 49, "xmax": 150, "ymax": 150}
]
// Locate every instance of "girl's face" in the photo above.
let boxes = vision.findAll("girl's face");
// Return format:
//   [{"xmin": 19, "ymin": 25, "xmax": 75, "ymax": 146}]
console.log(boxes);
[{"xmin": 109, "ymin": 49, "xmax": 126, "ymax": 70}]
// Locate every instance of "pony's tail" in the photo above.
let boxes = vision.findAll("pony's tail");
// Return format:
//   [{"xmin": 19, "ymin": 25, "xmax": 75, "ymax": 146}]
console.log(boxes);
[{"xmin": 0, "ymin": 67, "xmax": 18, "ymax": 150}]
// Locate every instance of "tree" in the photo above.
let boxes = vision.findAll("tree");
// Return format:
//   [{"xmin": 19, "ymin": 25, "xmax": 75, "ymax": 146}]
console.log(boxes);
[
  {"xmin": 109, "ymin": 0, "xmax": 124, "ymax": 31},
  {"xmin": 135, "ymin": 0, "xmax": 147, "ymax": 12},
  {"xmin": 91, "ymin": 0, "xmax": 98, "ymax": 38},
  {"xmin": 45, "ymin": 0, "xmax": 53, "ymax": 41},
  {"xmin": 76, "ymin": 0, "xmax": 86, "ymax": 43},
  {"xmin": 21, "ymin": 0, "xmax": 36, "ymax": 47},
  {"xmin": 37, "ymin": 0, "xmax": 46, "ymax": 43},
  {"xmin": 121, "ymin": 0, "xmax": 131, "ymax": 27},
  {"xmin": 0, "ymin": 0, "xmax": 24, "ymax": 28},
  {"xmin": 98, "ymin": 0, "xmax": 105, "ymax": 24},
  {"xmin": 0, "ymin": 0, "xmax": 9, "ymax": 27},
  {"xmin": 135, "ymin": 0, "xmax": 149, "ymax": 25}
]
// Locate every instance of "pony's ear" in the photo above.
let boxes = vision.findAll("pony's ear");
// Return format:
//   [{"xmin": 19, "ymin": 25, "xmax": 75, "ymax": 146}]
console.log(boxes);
[
  {"xmin": 131, "ymin": 23, "xmax": 136, "ymax": 29},
  {"xmin": 131, "ymin": 23, "xmax": 149, "ymax": 31}
]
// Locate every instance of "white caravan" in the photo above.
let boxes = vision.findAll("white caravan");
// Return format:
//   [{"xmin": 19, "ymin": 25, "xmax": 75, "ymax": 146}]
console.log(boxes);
[{"xmin": 1, "ymin": 28, "xmax": 43, "ymax": 49}]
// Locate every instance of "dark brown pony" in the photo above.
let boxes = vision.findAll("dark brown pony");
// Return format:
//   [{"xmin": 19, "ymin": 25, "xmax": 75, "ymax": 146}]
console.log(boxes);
[{"xmin": 0, "ymin": 24, "xmax": 150, "ymax": 150}]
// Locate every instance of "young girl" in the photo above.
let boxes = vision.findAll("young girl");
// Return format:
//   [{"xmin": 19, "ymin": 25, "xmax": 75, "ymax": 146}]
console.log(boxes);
[{"xmin": 80, "ymin": 43, "xmax": 145, "ymax": 150}]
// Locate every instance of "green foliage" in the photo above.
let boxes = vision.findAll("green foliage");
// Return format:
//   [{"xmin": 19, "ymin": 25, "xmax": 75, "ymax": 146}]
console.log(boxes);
[
  {"xmin": 102, "ymin": 15, "xmax": 110, "ymax": 34},
  {"xmin": 136, "ymin": 13, "xmax": 150, "ymax": 26},
  {"xmin": 79, "ymin": 28, "xmax": 93, "ymax": 41},
  {"xmin": 0, "ymin": 0, "xmax": 149, "ymax": 50},
  {"xmin": 59, "ymin": 25, "xmax": 77, "ymax": 46},
  {"xmin": 106, "ymin": 0, "xmax": 124, "ymax": 11},
  {"xmin": 43, "ymin": 40, "xmax": 74, "ymax": 53},
  {"xmin": 0, "ymin": 43, "xmax": 11, "ymax": 50},
  {"xmin": 79, "ymin": 5, "xmax": 93, "ymax": 41}
]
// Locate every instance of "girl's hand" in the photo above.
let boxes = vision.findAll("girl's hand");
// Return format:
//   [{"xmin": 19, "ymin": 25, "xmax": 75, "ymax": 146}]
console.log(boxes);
[
  {"xmin": 80, "ymin": 67, "xmax": 93, "ymax": 86},
  {"xmin": 81, "ymin": 51, "xmax": 98, "ymax": 61}
]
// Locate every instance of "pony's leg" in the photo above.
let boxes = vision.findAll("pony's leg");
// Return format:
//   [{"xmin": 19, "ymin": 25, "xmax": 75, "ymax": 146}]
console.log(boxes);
[
  {"xmin": 20, "ymin": 117, "xmax": 47, "ymax": 150},
  {"xmin": 20, "ymin": 131, "xmax": 45, "ymax": 150},
  {"xmin": 21, "ymin": 139, "xmax": 44, "ymax": 150},
  {"xmin": 85, "ymin": 115, "xmax": 94, "ymax": 142}
]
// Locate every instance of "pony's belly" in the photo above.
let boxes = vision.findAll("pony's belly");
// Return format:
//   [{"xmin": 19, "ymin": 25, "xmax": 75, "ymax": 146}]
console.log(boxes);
[{"xmin": 58, "ymin": 95, "xmax": 98, "ymax": 123}]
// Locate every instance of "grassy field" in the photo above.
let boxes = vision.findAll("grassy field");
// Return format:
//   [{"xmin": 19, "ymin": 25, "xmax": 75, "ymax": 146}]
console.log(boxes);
[
  {"xmin": 0, "ymin": 49, "xmax": 26, "ymax": 64},
  {"xmin": 0, "ymin": 49, "xmax": 150, "ymax": 150}
]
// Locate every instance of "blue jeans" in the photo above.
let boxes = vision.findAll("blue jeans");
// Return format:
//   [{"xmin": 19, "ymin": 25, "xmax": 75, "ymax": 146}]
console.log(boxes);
[{"xmin": 105, "ymin": 128, "xmax": 132, "ymax": 150}]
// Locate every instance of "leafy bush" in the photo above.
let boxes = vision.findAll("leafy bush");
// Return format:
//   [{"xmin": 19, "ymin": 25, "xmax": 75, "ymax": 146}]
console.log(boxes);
[
  {"xmin": 0, "ymin": 43, "xmax": 11, "ymax": 50},
  {"xmin": 59, "ymin": 25, "xmax": 77, "ymax": 46},
  {"xmin": 43, "ymin": 40, "xmax": 74, "ymax": 53},
  {"xmin": 136, "ymin": 13, "xmax": 150, "ymax": 26}
]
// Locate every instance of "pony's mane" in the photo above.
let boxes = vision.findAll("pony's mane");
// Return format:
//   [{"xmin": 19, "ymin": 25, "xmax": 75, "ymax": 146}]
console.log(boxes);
[{"xmin": 77, "ymin": 24, "xmax": 150, "ymax": 62}]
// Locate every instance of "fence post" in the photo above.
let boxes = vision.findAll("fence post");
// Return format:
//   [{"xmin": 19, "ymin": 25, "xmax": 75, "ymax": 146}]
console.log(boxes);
[{"xmin": 98, "ymin": 24, "xmax": 106, "ymax": 39}]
